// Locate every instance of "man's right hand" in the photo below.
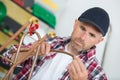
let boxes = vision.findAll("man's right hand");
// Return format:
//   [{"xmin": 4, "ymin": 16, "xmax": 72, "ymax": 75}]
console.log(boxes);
[{"xmin": 37, "ymin": 41, "xmax": 51, "ymax": 56}]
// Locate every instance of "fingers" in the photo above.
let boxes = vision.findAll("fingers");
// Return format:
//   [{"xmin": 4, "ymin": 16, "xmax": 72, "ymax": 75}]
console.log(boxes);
[
  {"xmin": 39, "ymin": 42, "xmax": 50, "ymax": 56},
  {"xmin": 68, "ymin": 60, "xmax": 81, "ymax": 80},
  {"xmin": 75, "ymin": 56, "xmax": 87, "ymax": 73},
  {"xmin": 68, "ymin": 56, "xmax": 88, "ymax": 80},
  {"xmin": 68, "ymin": 64, "xmax": 75, "ymax": 80},
  {"xmin": 33, "ymin": 41, "xmax": 50, "ymax": 56}
]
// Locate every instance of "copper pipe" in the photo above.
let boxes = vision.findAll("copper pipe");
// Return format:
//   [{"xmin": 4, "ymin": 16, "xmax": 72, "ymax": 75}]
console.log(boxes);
[
  {"xmin": 28, "ymin": 45, "xmax": 41, "ymax": 80},
  {"xmin": 2, "ymin": 32, "xmax": 74, "ymax": 80},
  {"xmin": 3, "ymin": 32, "xmax": 44, "ymax": 80},
  {"xmin": 50, "ymin": 49, "xmax": 74, "ymax": 58},
  {"xmin": 3, "ymin": 31, "xmax": 41, "ymax": 80},
  {"xmin": 1, "ymin": 17, "xmax": 40, "ymax": 80},
  {"xmin": 8, "ymin": 49, "xmax": 74, "ymax": 58},
  {"xmin": 28, "ymin": 32, "xmax": 41, "ymax": 80},
  {"xmin": 0, "ymin": 49, "xmax": 74, "ymax": 64}
]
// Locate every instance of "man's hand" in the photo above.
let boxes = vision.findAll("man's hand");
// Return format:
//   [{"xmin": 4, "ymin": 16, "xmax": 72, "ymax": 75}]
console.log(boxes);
[
  {"xmin": 68, "ymin": 56, "xmax": 88, "ymax": 80},
  {"xmin": 35, "ymin": 41, "xmax": 51, "ymax": 56}
]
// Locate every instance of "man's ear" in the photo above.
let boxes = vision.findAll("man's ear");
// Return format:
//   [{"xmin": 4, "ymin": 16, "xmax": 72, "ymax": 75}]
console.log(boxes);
[
  {"xmin": 97, "ymin": 37, "xmax": 104, "ymax": 44},
  {"xmin": 73, "ymin": 19, "xmax": 78, "ymax": 28},
  {"xmin": 75, "ymin": 19, "xmax": 78, "ymax": 22},
  {"xmin": 75, "ymin": 19, "xmax": 80, "ymax": 23}
]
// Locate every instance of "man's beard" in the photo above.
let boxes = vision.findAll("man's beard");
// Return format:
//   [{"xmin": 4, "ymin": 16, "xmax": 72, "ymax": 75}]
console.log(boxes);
[{"xmin": 70, "ymin": 38, "xmax": 85, "ymax": 53}]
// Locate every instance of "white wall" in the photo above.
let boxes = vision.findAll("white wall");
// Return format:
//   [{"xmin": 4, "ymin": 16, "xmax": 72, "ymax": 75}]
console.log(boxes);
[{"xmin": 55, "ymin": 0, "xmax": 120, "ymax": 80}]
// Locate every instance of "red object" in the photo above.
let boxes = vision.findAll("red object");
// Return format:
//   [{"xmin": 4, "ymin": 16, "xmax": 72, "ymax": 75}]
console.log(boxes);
[
  {"xmin": 13, "ymin": 0, "xmax": 24, "ymax": 7},
  {"xmin": 29, "ymin": 23, "xmax": 39, "ymax": 36}
]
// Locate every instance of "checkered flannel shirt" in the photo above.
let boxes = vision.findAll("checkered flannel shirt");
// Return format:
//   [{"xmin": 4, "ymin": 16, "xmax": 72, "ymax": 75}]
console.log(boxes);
[{"xmin": 2, "ymin": 36, "xmax": 107, "ymax": 80}]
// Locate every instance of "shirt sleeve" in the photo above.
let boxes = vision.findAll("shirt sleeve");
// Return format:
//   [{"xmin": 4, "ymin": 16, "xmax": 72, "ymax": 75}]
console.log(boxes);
[
  {"xmin": 1, "ymin": 45, "xmax": 17, "ymax": 65},
  {"xmin": 1, "ymin": 44, "xmax": 32, "ymax": 67}
]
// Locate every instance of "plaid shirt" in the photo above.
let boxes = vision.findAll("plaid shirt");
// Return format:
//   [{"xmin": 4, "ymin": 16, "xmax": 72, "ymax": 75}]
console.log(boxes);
[{"xmin": 2, "ymin": 36, "xmax": 107, "ymax": 80}]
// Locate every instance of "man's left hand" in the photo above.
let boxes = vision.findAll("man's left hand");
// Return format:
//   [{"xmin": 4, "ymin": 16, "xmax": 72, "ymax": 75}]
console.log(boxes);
[{"xmin": 68, "ymin": 56, "xmax": 88, "ymax": 80}]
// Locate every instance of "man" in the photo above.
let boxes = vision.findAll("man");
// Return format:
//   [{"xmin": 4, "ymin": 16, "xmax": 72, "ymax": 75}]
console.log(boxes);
[{"xmin": 2, "ymin": 7, "xmax": 109, "ymax": 80}]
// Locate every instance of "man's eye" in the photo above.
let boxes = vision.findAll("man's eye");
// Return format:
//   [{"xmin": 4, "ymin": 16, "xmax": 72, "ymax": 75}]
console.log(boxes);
[
  {"xmin": 89, "ymin": 33, "xmax": 96, "ymax": 38},
  {"xmin": 80, "ymin": 26, "xmax": 85, "ymax": 31}
]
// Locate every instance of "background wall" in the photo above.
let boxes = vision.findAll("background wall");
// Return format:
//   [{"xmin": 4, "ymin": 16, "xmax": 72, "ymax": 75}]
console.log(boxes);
[{"xmin": 55, "ymin": 0, "xmax": 120, "ymax": 80}]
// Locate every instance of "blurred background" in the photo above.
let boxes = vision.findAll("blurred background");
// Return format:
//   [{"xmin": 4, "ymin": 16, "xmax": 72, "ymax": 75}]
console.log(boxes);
[{"xmin": 0, "ymin": 0, "xmax": 120, "ymax": 80}]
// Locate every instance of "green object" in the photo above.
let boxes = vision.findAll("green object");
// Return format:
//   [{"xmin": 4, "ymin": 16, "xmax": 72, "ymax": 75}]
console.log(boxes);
[
  {"xmin": 32, "ymin": 3, "xmax": 56, "ymax": 29},
  {"xmin": 0, "ymin": 2, "xmax": 7, "ymax": 24}
]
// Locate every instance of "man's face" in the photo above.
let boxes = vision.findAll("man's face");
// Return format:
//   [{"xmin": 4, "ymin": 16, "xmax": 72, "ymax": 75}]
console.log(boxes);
[{"xmin": 70, "ymin": 20, "xmax": 103, "ymax": 53}]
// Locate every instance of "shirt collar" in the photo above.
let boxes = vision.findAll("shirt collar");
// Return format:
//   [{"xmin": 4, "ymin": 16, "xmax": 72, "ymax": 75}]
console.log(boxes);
[{"xmin": 78, "ymin": 46, "xmax": 96, "ymax": 60}]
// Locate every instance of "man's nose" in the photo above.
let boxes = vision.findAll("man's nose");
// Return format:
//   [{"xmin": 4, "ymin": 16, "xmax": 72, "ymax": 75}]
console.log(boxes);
[{"xmin": 81, "ymin": 32, "xmax": 88, "ymax": 40}]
